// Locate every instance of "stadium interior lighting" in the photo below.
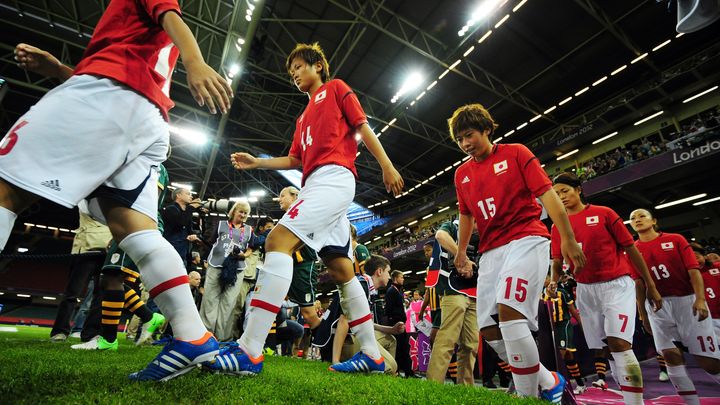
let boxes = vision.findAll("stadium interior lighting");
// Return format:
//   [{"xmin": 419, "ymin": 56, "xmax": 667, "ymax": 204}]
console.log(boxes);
[
  {"xmin": 592, "ymin": 131, "xmax": 618, "ymax": 145},
  {"xmin": 422, "ymin": 213, "xmax": 433, "ymax": 220},
  {"xmin": 556, "ymin": 149, "xmax": 579, "ymax": 160},
  {"xmin": 391, "ymin": 72, "xmax": 423, "ymax": 103},
  {"xmin": 407, "ymin": 220, "xmax": 418, "ymax": 226},
  {"xmin": 17, "ymin": 247, "xmax": 28, "ymax": 253},
  {"xmin": 249, "ymin": 190, "xmax": 266, "ymax": 197},
  {"xmin": 17, "ymin": 294, "xmax": 31, "ymax": 298},
  {"xmin": 170, "ymin": 182, "xmax": 193, "ymax": 190},
  {"xmin": 633, "ymin": 111, "xmax": 664, "ymax": 126},
  {"xmin": 692, "ymin": 196, "xmax": 720, "ymax": 206},
  {"xmin": 228, "ymin": 64, "xmax": 240, "ymax": 78},
  {"xmin": 683, "ymin": 86, "xmax": 718, "ymax": 103},
  {"xmin": 402, "ymin": 270, "xmax": 412, "ymax": 275},
  {"xmin": 437, "ymin": 206, "xmax": 450, "ymax": 213},
  {"xmin": 655, "ymin": 193, "xmax": 707, "ymax": 209},
  {"xmin": 43, "ymin": 296, "xmax": 56, "ymax": 300},
  {"xmin": 169, "ymin": 125, "xmax": 208, "ymax": 145}
]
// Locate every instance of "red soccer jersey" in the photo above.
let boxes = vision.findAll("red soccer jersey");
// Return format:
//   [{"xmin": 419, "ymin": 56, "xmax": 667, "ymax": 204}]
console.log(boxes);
[
  {"xmin": 634, "ymin": 233, "xmax": 699, "ymax": 297},
  {"xmin": 702, "ymin": 263, "xmax": 720, "ymax": 319},
  {"xmin": 455, "ymin": 143, "xmax": 551, "ymax": 253},
  {"xmin": 73, "ymin": 0, "xmax": 181, "ymax": 121},
  {"xmin": 289, "ymin": 79, "xmax": 367, "ymax": 184},
  {"xmin": 551, "ymin": 205, "xmax": 634, "ymax": 284}
]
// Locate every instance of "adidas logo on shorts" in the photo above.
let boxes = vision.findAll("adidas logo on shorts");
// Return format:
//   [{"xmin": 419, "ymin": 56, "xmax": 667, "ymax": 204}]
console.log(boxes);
[
  {"xmin": 40, "ymin": 179, "xmax": 61, "ymax": 191},
  {"xmin": 306, "ymin": 233, "xmax": 314, "ymax": 240}
]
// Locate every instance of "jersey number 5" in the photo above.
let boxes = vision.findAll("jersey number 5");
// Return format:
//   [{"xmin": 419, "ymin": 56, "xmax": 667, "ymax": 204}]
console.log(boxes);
[{"xmin": 0, "ymin": 120, "xmax": 27, "ymax": 156}]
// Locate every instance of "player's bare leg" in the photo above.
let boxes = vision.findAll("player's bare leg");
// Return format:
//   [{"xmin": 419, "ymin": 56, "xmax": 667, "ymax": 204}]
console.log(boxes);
[{"xmin": 0, "ymin": 178, "xmax": 39, "ymax": 251}]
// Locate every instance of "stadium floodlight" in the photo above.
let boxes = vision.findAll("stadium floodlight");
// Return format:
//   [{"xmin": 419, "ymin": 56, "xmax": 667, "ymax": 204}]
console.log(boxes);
[
  {"xmin": 544, "ymin": 106, "xmax": 557, "ymax": 114},
  {"xmin": 229, "ymin": 196, "xmax": 248, "ymax": 202},
  {"xmin": 407, "ymin": 220, "xmax": 418, "ymax": 226},
  {"xmin": 656, "ymin": 193, "xmax": 707, "ymax": 209},
  {"xmin": 494, "ymin": 14, "xmax": 509, "ymax": 28},
  {"xmin": 384, "ymin": 232, "xmax": 392, "ymax": 236},
  {"xmin": 529, "ymin": 114, "xmax": 542, "ymax": 122},
  {"xmin": 422, "ymin": 213, "xmax": 433, "ymax": 220},
  {"xmin": 248, "ymin": 196, "xmax": 258, "ymax": 203},
  {"xmin": 558, "ymin": 96, "xmax": 573, "ymax": 106},
  {"xmin": 592, "ymin": 76, "xmax": 608, "ymax": 86},
  {"xmin": 416, "ymin": 270, "xmax": 427, "ymax": 275},
  {"xmin": 692, "ymin": 196, "xmax": 720, "ymax": 206},
  {"xmin": 43, "ymin": 296, "xmax": 56, "ymax": 300},
  {"xmin": 633, "ymin": 110, "xmax": 664, "ymax": 126},
  {"xmin": 170, "ymin": 182, "xmax": 193, "ymax": 191},
  {"xmin": 631, "ymin": 52, "xmax": 648, "ymax": 64},
  {"xmin": 683, "ymin": 85, "xmax": 718, "ymax": 103},
  {"xmin": 249, "ymin": 190, "xmax": 266, "ymax": 197},
  {"xmin": 402, "ymin": 270, "xmax": 412, "ymax": 275},
  {"xmin": 228, "ymin": 64, "xmax": 240, "ymax": 78},
  {"xmin": 556, "ymin": 149, "xmax": 579, "ymax": 160},
  {"xmin": 478, "ymin": 30, "xmax": 493, "ymax": 44},
  {"xmin": 17, "ymin": 294, "xmax": 31, "ymax": 298},
  {"xmin": 652, "ymin": 39, "xmax": 671, "ymax": 52},
  {"xmin": 169, "ymin": 125, "xmax": 208, "ymax": 145},
  {"xmin": 513, "ymin": 0, "xmax": 527, "ymax": 12},
  {"xmin": 470, "ymin": 0, "xmax": 504, "ymax": 24},
  {"xmin": 623, "ymin": 220, "xmax": 632, "ymax": 225},
  {"xmin": 17, "ymin": 247, "xmax": 28, "ymax": 253},
  {"xmin": 390, "ymin": 72, "xmax": 423, "ymax": 103},
  {"xmin": 437, "ymin": 206, "xmax": 450, "ymax": 213},
  {"xmin": 611, "ymin": 65, "xmax": 627, "ymax": 76},
  {"xmin": 592, "ymin": 131, "xmax": 618, "ymax": 145},
  {"xmin": 516, "ymin": 122, "xmax": 528, "ymax": 130}
]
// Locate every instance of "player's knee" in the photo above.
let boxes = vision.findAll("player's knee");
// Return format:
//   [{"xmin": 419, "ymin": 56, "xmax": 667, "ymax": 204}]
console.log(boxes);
[
  {"xmin": 0, "ymin": 178, "xmax": 39, "ymax": 213},
  {"xmin": 607, "ymin": 337, "xmax": 632, "ymax": 352},
  {"xmin": 100, "ymin": 272, "xmax": 124, "ymax": 290}
]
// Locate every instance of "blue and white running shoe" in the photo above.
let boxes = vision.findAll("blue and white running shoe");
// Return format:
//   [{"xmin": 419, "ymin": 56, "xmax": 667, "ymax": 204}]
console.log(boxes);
[
  {"xmin": 329, "ymin": 351, "xmax": 385, "ymax": 374},
  {"xmin": 204, "ymin": 342, "xmax": 264, "ymax": 376},
  {"xmin": 540, "ymin": 372, "xmax": 567, "ymax": 404},
  {"xmin": 129, "ymin": 334, "xmax": 218, "ymax": 382}
]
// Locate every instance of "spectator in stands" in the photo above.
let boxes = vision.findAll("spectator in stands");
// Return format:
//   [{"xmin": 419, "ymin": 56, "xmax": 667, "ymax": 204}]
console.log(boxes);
[
  {"xmin": 385, "ymin": 270, "xmax": 415, "ymax": 377},
  {"xmin": 351, "ymin": 225, "xmax": 370, "ymax": 275},
  {"xmin": 189, "ymin": 271, "xmax": 203, "ymax": 309},
  {"xmin": 161, "ymin": 188, "xmax": 203, "ymax": 266},
  {"xmin": 50, "ymin": 204, "xmax": 111, "ymax": 342}
]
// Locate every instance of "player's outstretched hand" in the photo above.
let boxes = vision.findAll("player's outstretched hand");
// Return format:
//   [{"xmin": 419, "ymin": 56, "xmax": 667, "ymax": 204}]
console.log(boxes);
[
  {"xmin": 692, "ymin": 298, "xmax": 708, "ymax": 321},
  {"xmin": 14, "ymin": 43, "xmax": 64, "ymax": 79},
  {"xmin": 647, "ymin": 286, "xmax": 663, "ymax": 312},
  {"xmin": 382, "ymin": 165, "xmax": 404, "ymax": 196},
  {"xmin": 231, "ymin": 152, "xmax": 259, "ymax": 170},
  {"xmin": 186, "ymin": 60, "xmax": 233, "ymax": 115},
  {"xmin": 561, "ymin": 239, "xmax": 586, "ymax": 273}
]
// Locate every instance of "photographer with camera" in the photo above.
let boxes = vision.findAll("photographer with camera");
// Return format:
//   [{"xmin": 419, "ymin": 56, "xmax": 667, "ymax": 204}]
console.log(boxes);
[
  {"xmin": 199, "ymin": 200, "xmax": 256, "ymax": 341},
  {"xmin": 161, "ymin": 187, "xmax": 204, "ymax": 266}
]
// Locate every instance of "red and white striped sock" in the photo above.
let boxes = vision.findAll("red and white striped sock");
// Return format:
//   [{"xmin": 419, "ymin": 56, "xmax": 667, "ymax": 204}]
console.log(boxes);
[
  {"xmin": 499, "ymin": 320, "xmax": 555, "ymax": 397},
  {"xmin": 667, "ymin": 365, "xmax": 699, "ymax": 405},
  {"xmin": 613, "ymin": 349, "xmax": 644, "ymax": 405},
  {"xmin": 338, "ymin": 277, "xmax": 380, "ymax": 360},
  {"xmin": 119, "ymin": 230, "xmax": 206, "ymax": 342},
  {"xmin": 238, "ymin": 252, "xmax": 292, "ymax": 358}
]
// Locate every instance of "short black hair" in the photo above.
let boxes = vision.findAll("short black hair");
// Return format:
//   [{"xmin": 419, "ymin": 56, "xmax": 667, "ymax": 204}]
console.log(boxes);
[
  {"xmin": 423, "ymin": 242, "xmax": 433, "ymax": 248},
  {"xmin": 364, "ymin": 255, "xmax": 390, "ymax": 276},
  {"xmin": 256, "ymin": 217, "xmax": 274, "ymax": 229},
  {"xmin": 553, "ymin": 172, "xmax": 582, "ymax": 188}
]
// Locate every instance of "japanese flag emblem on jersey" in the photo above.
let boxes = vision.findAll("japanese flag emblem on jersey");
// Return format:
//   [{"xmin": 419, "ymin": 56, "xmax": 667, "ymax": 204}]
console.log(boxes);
[
  {"xmin": 493, "ymin": 160, "xmax": 508, "ymax": 175},
  {"xmin": 661, "ymin": 242, "xmax": 674, "ymax": 250},
  {"xmin": 586, "ymin": 216, "xmax": 599, "ymax": 225},
  {"xmin": 709, "ymin": 268, "xmax": 719, "ymax": 275},
  {"xmin": 511, "ymin": 353, "xmax": 522, "ymax": 362},
  {"xmin": 314, "ymin": 89, "xmax": 327, "ymax": 103}
]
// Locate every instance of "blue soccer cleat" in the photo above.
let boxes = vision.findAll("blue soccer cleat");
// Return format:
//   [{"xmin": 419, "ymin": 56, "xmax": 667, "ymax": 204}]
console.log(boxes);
[
  {"xmin": 204, "ymin": 342, "xmax": 264, "ymax": 376},
  {"xmin": 540, "ymin": 371, "xmax": 567, "ymax": 404},
  {"xmin": 329, "ymin": 351, "xmax": 385, "ymax": 374},
  {"xmin": 129, "ymin": 333, "xmax": 218, "ymax": 382}
]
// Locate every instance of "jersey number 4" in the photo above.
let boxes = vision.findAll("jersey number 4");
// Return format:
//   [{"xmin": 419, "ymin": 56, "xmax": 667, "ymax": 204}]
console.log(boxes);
[
  {"xmin": 300, "ymin": 126, "xmax": 313, "ymax": 151},
  {"xmin": 287, "ymin": 200, "xmax": 305, "ymax": 219}
]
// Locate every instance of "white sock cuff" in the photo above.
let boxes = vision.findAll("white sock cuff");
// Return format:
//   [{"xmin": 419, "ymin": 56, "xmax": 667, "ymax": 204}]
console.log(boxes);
[
  {"xmin": 338, "ymin": 276, "xmax": 365, "ymax": 300},
  {"xmin": 666, "ymin": 365, "xmax": 688, "ymax": 377},
  {"xmin": 261, "ymin": 252, "xmax": 293, "ymax": 280},
  {"xmin": 613, "ymin": 349, "xmax": 639, "ymax": 365},
  {"xmin": 499, "ymin": 319, "xmax": 531, "ymax": 342},
  {"xmin": 118, "ymin": 229, "xmax": 163, "ymax": 262}
]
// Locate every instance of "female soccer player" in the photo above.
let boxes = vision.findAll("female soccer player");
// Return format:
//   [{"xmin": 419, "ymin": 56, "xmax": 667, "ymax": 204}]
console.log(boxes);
[
  {"xmin": 551, "ymin": 173, "xmax": 662, "ymax": 404},
  {"xmin": 211, "ymin": 42, "xmax": 403, "ymax": 375},
  {"xmin": 631, "ymin": 209, "xmax": 720, "ymax": 403}
]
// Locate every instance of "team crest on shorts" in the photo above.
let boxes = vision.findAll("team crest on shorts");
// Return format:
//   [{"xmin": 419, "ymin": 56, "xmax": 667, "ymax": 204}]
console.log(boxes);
[
  {"xmin": 661, "ymin": 242, "xmax": 674, "ymax": 250},
  {"xmin": 111, "ymin": 253, "xmax": 121, "ymax": 264},
  {"xmin": 585, "ymin": 216, "xmax": 599, "ymax": 225},
  {"xmin": 305, "ymin": 293, "xmax": 311, "ymax": 302},
  {"xmin": 493, "ymin": 160, "xmax": 508, "ymax": 175}
]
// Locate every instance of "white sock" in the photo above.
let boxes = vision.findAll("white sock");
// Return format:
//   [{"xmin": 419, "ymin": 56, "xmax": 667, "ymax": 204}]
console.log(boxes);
[
  {"xmin": 499, "ymin": 320, "xmax": 555, "ymax": 397},
  {"xmin": 612, "ymin": 349, "xmax": 643, "ymax": 405},
  {"xmin": 119, "ymin": 230, "xmax": 206, "ymax": 342},
  {"xmin": 608, "ymin": 358, "xmax": 620, "ymax": 388},
  {"xmin": 338, "ymin": 277, "xmax": 380, "ymax": 360},
  {"xmin": 486, "ymin": 338, "xmax": 509, "ymax": 363},
  {"xmin": 238, "ymin": 252, "xmax": 292, "ymax": 358},
  {"xmin": 0, "ymin": 206, "xmax": 17, "ymax": 252},
  {"xmin": 667, "ymin": 365, "xmax": 699, "ymax": 405}
]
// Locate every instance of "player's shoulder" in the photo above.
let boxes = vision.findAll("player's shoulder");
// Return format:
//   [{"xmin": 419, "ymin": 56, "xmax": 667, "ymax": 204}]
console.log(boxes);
[{"xmin": 327, "ymin": 78, "xmax": 352, "ymax": 93}]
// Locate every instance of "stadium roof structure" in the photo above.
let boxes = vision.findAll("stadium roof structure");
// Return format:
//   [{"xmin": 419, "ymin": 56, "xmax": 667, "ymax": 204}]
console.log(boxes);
[{"xmin": 1, "ymin": 0, "xmax": 719, "ymax": 229}]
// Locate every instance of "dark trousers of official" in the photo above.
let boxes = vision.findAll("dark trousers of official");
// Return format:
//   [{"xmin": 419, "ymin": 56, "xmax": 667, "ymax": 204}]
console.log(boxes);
[
  {"xmin": 51, "ymin": 252, "xmax": 103, "ymax": 338},
  {"xmin": 395, "ymin": 331, "xmax": 413, "ymax": 375}
]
